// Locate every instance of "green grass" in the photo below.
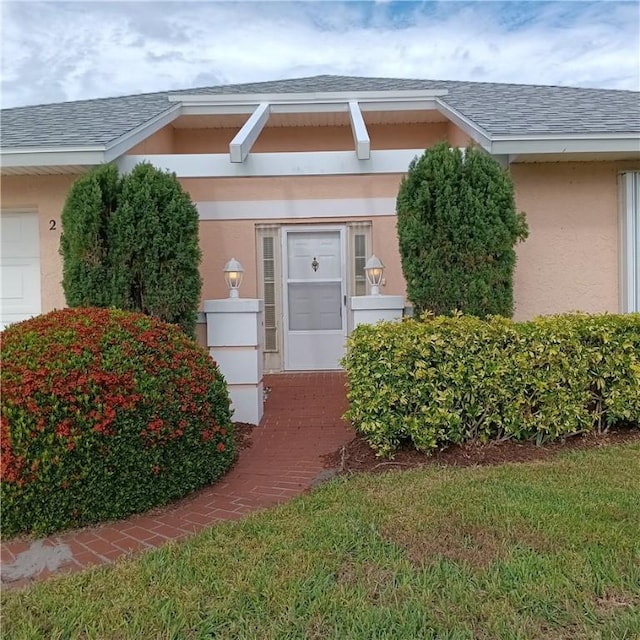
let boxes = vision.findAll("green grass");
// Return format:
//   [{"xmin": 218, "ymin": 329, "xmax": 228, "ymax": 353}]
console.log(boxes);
[{"xmin": 3, "ymin": 444, "xmax": 640, "ymax": 639}]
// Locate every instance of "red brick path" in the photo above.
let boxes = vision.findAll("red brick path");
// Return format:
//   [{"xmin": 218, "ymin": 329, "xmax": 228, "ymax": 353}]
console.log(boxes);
[{"xmin": 0, "ymin": 372, "xmax": 354, "ymax": 589}]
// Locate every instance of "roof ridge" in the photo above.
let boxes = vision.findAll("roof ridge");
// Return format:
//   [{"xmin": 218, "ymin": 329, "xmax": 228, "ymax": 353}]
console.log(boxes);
[
  {"xmin": 3, "ymin": 74, "xmax": 638, "ymax": 111},
  {"xmin": 180, "ymin": 74, "xmax": 640, "ymax": 95},
  {"xmin": 2, "ymin": 74, "xmax": 356, "ymax": 110},
  {"xmin": 1, "ymin": 89, "xmax": 172, "ymax": 112}
]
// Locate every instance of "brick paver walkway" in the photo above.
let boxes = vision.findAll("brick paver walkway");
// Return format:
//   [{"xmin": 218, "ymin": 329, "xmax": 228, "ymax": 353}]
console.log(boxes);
[{"xmin": 0, "ymin": 372, "xmax": 354, "ymax": 589}]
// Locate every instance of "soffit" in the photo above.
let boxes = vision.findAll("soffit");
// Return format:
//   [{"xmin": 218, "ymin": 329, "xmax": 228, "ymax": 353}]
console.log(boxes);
[{"xmin": 171, "ymin": 109, "xmax": 447, "ymax": 130}]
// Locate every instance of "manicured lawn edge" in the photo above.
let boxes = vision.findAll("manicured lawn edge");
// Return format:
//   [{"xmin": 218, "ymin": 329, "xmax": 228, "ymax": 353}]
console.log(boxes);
[{"xmin": 3, "ymin": 443, "xmax": 639, "ymax": 639}]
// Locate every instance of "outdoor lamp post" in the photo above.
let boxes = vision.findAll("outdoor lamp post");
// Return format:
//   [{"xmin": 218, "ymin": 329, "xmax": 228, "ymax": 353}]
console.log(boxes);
[
  {"xmin": 224, "ymin": 258, "xmax": 244, "ymax": 298},
  {"xmin": 364, "ymin": 255, "xmax": 384, "ymax": 296}
]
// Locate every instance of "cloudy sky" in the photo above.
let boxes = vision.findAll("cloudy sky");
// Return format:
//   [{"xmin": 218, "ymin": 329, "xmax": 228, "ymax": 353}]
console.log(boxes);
[{"xmin": 2, "ymin": 1, "xmax": 639, "ymax": 108}]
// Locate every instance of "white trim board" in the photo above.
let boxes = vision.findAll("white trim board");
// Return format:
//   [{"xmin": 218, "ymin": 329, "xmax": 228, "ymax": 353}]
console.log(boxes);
[
  {"xmin": 490, "ymin": 134, "xmax": 640, "ymax": 155},
  {"xmin": 1, "ymin": 149, "xmax": 106, "ymax": 168},
  {"xmin": 117, "ymin": 149, "xmax": 424, "ymax": 177},
  {"xmin": 169, "ymin": 89, "xmax": 449, "ymax": 105},
  {"xmin": 197, "ymin": 197, "xmax": 397, "ymax": 221}
]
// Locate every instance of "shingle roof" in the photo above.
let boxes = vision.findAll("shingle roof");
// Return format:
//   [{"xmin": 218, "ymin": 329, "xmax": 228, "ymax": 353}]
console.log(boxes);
[
  {"xmin": 436, "ymin": 81, "xmax": 639, "ymax": 136},
  {"xmin": 0, "ymin": 93, "xmax": 174, "ymax": 149},
  {"xmin": 177, "ymin": 75, "xmax": 640, "ymax": 136},
  {"xmin": 2, "ymin": 75, "xmax": 639, "ymax": 150}
]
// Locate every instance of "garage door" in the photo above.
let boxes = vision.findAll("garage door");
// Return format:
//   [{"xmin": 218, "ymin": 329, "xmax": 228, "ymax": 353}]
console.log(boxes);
[{"xmin": 1, "ymin": 211, "xmax": 41, "ymax": 330}]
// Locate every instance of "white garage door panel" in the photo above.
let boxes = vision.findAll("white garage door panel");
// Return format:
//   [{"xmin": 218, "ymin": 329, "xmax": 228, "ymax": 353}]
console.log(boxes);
[
  {"xmin": 1, "ymin": 213, "xmax": 39, "ymax": 257},
  {"xmin": 1, "ymin": 211, "xmax": 41, "ymax": 329}
]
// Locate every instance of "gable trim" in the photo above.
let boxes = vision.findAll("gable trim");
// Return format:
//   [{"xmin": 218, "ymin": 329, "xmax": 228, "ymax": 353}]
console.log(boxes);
[
  {"xmin": 436, "ymin": 98, "xmax": 640, "ymax": 156},
  {"xmin": 435, "ymin": 98, "xmax": 493, "ymax": 150},
  {"xmin": 1, "ymin": 103, "xmax": 182, "ymax": 170},
  {"xmin": 103, "ymin": 103, "xmax": 182, "ymax": 162}
]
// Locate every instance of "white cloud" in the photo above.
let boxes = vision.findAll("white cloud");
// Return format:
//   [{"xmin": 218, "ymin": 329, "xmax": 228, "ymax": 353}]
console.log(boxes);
[{"xmin": 1, "ymin": 1, "xmax": 638, "ymax": 108}]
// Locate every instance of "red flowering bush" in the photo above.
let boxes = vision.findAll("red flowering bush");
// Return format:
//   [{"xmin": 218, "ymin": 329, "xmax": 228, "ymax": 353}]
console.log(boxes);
[{"xmin": 1, "ymin": 308, "xmax": 235, "ymax": 537}]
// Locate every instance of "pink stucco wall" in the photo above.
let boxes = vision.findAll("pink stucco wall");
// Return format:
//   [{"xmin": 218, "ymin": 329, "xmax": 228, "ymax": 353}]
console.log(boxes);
[
  {"xmin": 447, "ymin": 122, "xmax": 473, "ymax": 148},
  {"xmin": 198, "ymin": 215, "xmax": 405, "ymax": 302},
  {"xmin": 172, "ymin": 121, "xmax": 458, "ymax": 154},
  {"xmin": 180, "ymin": 174, "xmax": 403, "ymax": 202},
  {"xmin": 186, "ymin": 173, "xmax": 407, "ymax": 301},
  {"xmin": 1, "ymin": 151, "xmax": 634, "ymax": 327},
  {"xmin": 189, "ymin": 161, "xmax": 629, "ymax": 318},
  {"xmin": 127, "ymin": 125, "xmax": 174, "ymax": 154},
  {"xmin": 511, "ymin": 162, "xmax": 622, "ymax": 319}
]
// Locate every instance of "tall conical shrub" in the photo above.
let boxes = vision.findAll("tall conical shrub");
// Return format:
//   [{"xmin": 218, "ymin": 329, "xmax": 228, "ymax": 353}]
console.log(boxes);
[
  {"xmin": 60, "ymin": 162, "xmax": 202, "ymax": 336},
  {"xmin": 110, "ymin": 163, "xmax": 202, "ymax": 336},
  {"xmin": 396, "ymin": 143, "xmax": 528, "ymax": 318},
  {"xmin": 60, "ymin": 164, "xmax": 119, "ymax": 307}
]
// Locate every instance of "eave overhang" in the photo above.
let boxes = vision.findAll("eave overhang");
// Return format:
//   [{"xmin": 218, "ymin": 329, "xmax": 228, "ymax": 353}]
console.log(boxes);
[
  {"xmin": 2, "ymin": 89, "xmax": 638, "ymax": 174},
  {"xmin": 490, "ymin": 133, "xmax": 640, "ymax": 155},
  {"xmin": 0, "ymin": 103, "xmax": 183, "ymax": 173},
  {"xmin": 1, "ymin": 147, "xmax": 106, "ymax": 169},
  {"xmin": 434, "ymin": 98, "xmax": 640, "ymax": 155}
]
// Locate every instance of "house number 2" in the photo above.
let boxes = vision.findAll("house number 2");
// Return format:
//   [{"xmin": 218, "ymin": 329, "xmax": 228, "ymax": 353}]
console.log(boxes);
[{"xmin": 49, "ymin": 220, "xmax": 57, "ymax": 230}]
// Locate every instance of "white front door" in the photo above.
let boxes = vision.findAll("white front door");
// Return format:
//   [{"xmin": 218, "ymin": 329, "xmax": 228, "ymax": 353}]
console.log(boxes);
[
  {"xmin": 1, "ymin": 211, "xmax": 41, "ymax": 330},
  {"xmin": 283, "ymin": 227, "xmax": 347, "ymax": 370}
]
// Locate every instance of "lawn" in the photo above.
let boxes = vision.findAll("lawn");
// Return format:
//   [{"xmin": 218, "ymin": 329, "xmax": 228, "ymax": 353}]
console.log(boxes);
[{"xmin": 3, "ymin": 443, "xmax": 639, "ymax": 639}]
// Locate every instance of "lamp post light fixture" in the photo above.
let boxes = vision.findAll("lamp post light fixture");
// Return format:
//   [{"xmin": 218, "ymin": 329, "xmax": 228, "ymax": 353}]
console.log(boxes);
[
  {"xmin": 223, "ymin": 258, "xmax": 244, "ymax": 298},
  {"xmin": 364, "ymin": 255, "xmax": 384, "ymax": 296}
]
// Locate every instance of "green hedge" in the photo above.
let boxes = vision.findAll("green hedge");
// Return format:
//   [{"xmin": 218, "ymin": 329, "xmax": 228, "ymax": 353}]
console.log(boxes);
[
  {"xmin": 1, "ymin": 308, "xmax": 235, "ymax": 537},
  {"xmin": 343, "ymin": 313, "xmax": 640, "ymax": 457}
]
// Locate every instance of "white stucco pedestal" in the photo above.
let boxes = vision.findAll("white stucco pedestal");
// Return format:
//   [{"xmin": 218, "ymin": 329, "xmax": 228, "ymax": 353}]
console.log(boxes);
[
  {"xmin": 351, "ymin": 295, "xmax": 405, "ymax": 328},
  {"xmin": 204, "ymin": 298, "xmax": 264, "ymax": 425}
]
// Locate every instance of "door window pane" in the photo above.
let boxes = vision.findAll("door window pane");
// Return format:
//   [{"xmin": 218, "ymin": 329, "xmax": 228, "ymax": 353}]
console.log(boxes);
[
  {"xmin": 348, "ymin": 223, "xmax": 371, "ymax": 298},
  {"xmin": 354, "ymin": 233, "xmax": 367, "ymax": 296},
  {"xmin": 287, "ymin": 232, "xmax": 341, "ymax": 280},
  {"xmin": 261, "ymin": 234, "xmax": 278, "ymax": 351},
  {"xmin": 288, "ymin": 282, "xmax": 342, "ymax": 330}
]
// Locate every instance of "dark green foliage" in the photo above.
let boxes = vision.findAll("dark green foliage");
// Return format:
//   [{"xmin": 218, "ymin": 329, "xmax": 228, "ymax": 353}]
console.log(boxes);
[
  {"xmin": 110, "ymin": 163, "xmax": 202, "ymax": 336},
  {"xmin": 59, "ymin": 163, "xmax": 202, "ymax": 336},
  {"xmin": 60, "ymin": 164, "xmax": 120, "ymax": 307},
  {"xmin": 343, "ymin": 313, "xmax": 640, "ymax": 457},
  {"xmin": 396, "ymin": 143, "xmax": 528, "ymax": 317},
  {"xmin": 1, "ymin": 308, "xmax": 235, "ymax": 537}
]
